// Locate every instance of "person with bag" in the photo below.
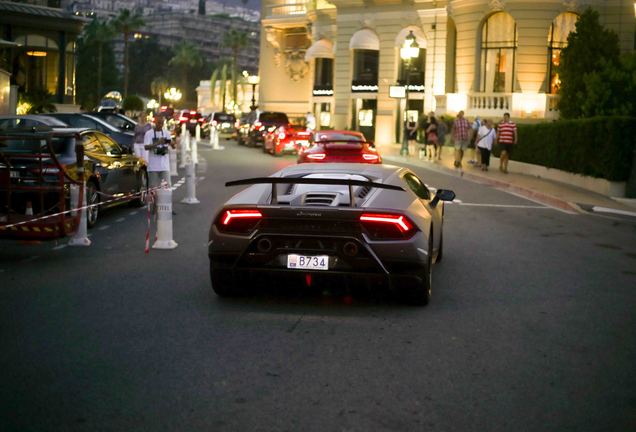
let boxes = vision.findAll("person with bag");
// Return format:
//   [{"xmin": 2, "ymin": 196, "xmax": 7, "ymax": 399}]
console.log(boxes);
[
  {"xmin": 475, "ymin": 119, "xmax": 495, "ymax": 171},
  {"xmin": 144, "ymin": 115, "xmax": 175, "ymax": 188}
]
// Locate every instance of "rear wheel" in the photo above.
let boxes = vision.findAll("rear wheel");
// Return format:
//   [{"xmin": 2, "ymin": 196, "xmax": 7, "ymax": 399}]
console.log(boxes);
[
  {"xmin": 210, "ymin": 263, "xmax": 240, "ymax": 297},
  {"xmin": 86, "ymin": 181, "xmax": 99, "ymax": 228},
  {"xmin": 399, "ymin": 234, "xmax": 432, "ymax": 305}
]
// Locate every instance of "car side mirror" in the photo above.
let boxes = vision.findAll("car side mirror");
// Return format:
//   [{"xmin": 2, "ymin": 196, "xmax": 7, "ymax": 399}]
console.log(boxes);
[{"xmin": 430, "ymin": 189, "xmax": 455, "ymax": 208}]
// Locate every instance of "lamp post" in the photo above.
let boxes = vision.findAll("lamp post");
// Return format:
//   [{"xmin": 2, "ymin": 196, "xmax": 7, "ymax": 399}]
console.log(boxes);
[
  {"xmin": 247, "ymin": 73, "xmax": 260, "ymax": 111},
  {"xmin": 163, "ymin": 87, "xmax": 182, "ymax": 106},
  {"xmin": 399, "ymin": 31, "xmax": 420, "ymax": 156}
]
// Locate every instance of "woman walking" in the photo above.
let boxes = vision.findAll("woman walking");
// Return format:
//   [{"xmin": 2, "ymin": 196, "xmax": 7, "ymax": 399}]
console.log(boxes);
[{"xmin": 475, "ymin": 119, "xmax": 496, "ymax": 171}]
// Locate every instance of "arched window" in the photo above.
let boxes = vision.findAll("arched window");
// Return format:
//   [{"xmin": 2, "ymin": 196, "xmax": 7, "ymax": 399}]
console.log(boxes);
[
  {"xmin": 480, "ymin": 12, "xmax": 517, "ymax": 93},
  {"xmin": 350, "ymin": 29, "xmax": 380, "ymax": 89},
  {"xmin": 547, "ymin": 12, "xmax": 578, "ymax": 94}
]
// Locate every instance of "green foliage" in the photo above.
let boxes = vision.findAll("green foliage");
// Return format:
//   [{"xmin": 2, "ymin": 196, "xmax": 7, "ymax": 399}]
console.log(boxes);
[
  {"xmin": 128, "ymin": 36, "xmax": 174, "ymax": 97},
  {"xmin": 122, "ymin": 95, "xmax": 144, "ymax": 112},
  {"xmin": 112, "ymin": 9, "xmax": 145, "ymax": 97},
  {"xmin": 494, "ymin": 118, "xmax": 636, "ymax": 181},
  {"xmin": 169, "ymin": 41, "xmax": 205, "ymax": 105},
  {"xmin": 76, "ymin": 18, "xmax": 119, "ymax": 110},
  {"xmin": 557, "ymin": 7, "xmax": 630, "ymax": 118},
  {"xmin": 20, "ymin": 90, "xmax": 57, "ymax": 114}
]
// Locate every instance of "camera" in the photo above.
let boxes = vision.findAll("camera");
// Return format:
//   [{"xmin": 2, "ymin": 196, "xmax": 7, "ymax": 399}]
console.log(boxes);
[{"xmin": 153, "ymin": 137, "xmax": 170, "ymax": 156}]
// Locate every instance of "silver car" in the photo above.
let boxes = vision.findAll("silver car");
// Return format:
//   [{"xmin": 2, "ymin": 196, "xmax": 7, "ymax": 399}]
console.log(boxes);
[{"xmin": 208, "ymin": 163, "xmax": 455, "ymax": 305}]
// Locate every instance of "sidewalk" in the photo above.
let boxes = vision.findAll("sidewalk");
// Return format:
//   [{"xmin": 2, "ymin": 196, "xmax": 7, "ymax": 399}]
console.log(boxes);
[{"xmin": 381, "ymin": 143, "xmax": 636, "ymax": 216}]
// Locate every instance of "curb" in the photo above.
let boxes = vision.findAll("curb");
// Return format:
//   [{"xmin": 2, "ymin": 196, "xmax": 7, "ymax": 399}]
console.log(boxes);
[{"xmin": 383, "ymin": 154, "xmax": 581, "ymax": 214}]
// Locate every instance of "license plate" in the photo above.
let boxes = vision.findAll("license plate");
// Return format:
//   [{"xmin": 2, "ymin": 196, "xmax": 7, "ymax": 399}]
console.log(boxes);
[
  {"xmin": 287, "ymin": 254, "xmax": 329, "ymax": 270},
  {"xmin": 10, "ymin": 170, "xmax": 19, "ymax": 178}
]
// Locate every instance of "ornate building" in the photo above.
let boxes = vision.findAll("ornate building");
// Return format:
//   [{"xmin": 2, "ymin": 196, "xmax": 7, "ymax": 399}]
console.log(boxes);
[{"xmin": 258, "ymin": 0, "xmax": 635, "ymax": 144}]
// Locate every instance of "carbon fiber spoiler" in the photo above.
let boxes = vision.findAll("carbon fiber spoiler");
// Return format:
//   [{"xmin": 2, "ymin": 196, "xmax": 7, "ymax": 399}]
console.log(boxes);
[{"xmin": 225, "ymin": 177, "xmax": 404, "ymax": 206}]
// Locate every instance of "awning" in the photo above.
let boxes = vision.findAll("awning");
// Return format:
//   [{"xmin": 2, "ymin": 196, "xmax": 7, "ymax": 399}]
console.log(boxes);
[
  {"xmin": 349, "ymin": 29, "xmax": 379, "ymax": 50},
  {"xmin": 305, "ymin": 39, "xmax": 334, "ymax": 61}
]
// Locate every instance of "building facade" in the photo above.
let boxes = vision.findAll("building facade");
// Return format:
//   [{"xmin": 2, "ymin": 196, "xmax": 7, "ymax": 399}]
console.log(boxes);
[{"xmin": 258, "ymin": 0, "xmax": 635, "ymax": 144}]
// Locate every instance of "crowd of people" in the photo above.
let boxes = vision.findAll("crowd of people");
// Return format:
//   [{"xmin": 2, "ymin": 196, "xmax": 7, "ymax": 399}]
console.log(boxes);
[{"xmin": 411, "ymin": 111, "xmax": 517, "ymax": 174}]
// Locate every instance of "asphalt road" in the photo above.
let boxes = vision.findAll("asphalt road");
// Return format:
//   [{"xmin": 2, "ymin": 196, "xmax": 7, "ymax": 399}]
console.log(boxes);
[{"xmin": 1, "ymin": 140, "xmax": 635, "ymax": 432}]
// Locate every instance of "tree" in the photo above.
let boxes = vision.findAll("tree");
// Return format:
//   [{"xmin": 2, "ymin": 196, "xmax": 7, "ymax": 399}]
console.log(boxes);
[
  {"xmin": 21, "ymin": 89, "xmax": 57, "ymax": 114},
  {"xmin": 557, "ymin": 7, "xmax": 622, "ymax": 118},
  {"xmin": 122, "ymin": 94, "xmax": 144, "ymax": 113},
  {"xmin": 128, "ymin": 36, "xmax": 173, "ymax": 97},
  {"xmin": 150, "ymin": 77, "xmax": 169, "ymax": 105},
  {"xmin": 112, "ymin": 9, "xmax": 145, "ymax": 98},
  {"xmin": 223, "ymin": 29, "xmax": 248, "ymax": 107},
  {"xmin": 209, "ymin": 63, "xmax": 229, "ymax": 110},
  {"xmin": 169, "ymin": 41, "xmax": 204, "ymax": 104},
  {"xmin": 76, "ymin": 19, "xmax": 119, "ymax": 109}
]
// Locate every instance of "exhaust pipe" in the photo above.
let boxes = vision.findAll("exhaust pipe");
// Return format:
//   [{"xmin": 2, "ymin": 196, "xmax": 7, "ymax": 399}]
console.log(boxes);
[
  {"xmin": 257, "ymin": 237, "xmax": 272, "ymax": 253},
  {"xmin": 343, "ymin": 241, "xmax": 359, "ymax": 257}
]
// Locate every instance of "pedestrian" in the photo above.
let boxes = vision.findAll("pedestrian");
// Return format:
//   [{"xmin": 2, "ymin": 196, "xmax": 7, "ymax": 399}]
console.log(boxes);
[
  {"xmin": 436, "ymin": 116, "xmax": 447, "ymax": 160},
  {"xmin": 406, "ymin": 115, "xmax": 418, "ymax": 156},
  {"xmin": 469, "ymin": 116, "xmax": 482, "ymax": 166},
  {"xmin": 451, "ymin": 110, "xmax": 471, "ymax": 170},
  {"xmin": 144, "ymin": 115, "xmax": 175, "ymax": 189},
  {"xmin": 133, "ymin": 113, "xmax": 151, "ymax": 162},
  {"xmin": 496, "ymin": 112, "xmax": 517, "ymax": 173},
  {"xmin": 417, "ymin": 112, "xmax": 428, "ymax": 160},
  {"xmin": 475, "ymin": 119, "xmax": 496, "ymax": 171},
  {"xmin": 425, "ymin": 112, "xmax": 438, "ymax": 161}
]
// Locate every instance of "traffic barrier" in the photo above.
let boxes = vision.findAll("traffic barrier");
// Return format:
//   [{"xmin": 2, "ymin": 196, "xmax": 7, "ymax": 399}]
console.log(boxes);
[
  {"xmin": 169, "ymin": 147, "xmax": 178, "ymax": 177},
  {"xmin": 25, "ymin": 201, "xmax": 33, "ymax": 216},
  {"xmin": 181, "ymin": 156, "xmax": 200, "ymax": 205},
  {"xmin": 195, "ymin": 123, "xmax": 201, "ymax": 143},
  {"xmin": 191, "ymin": 131, "xmax": 199, "ymax": 164},
  {"xmin": 211, "ymin": 127, "xmax": 225, "ymax": 151},
  {"xmin": 68, "ymin": 182, "xmax": 91, "ymax": 247},
  {"xmin": 152, "ymin": 185, "xmax": 178, "ymax": 249},
  {"xmin": 179, "ymin": 129, "xmax": 189, "ymax": 168}
]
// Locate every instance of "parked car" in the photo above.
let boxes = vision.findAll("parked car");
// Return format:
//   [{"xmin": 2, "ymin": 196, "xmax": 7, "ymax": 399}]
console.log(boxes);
[
  {"xmin": 238, "ymin": 111, "xmax": 289, "ymax": 147},
  {"xmin": 208, "ymin": 112, "xmax": 237, "ymax": 138},
  {"xmin": 297, "ymin": 130, "xmax": 382, "ymax": 164},
  {"xmin": 177, "ymin": 109, "xmax": 206, "ymax": 135},
  {"xmin": 44, "ymin": 113, "xmax": 134, "ymax": 151},
  {"xmin": 89, "ymin": 111, "xmax": 137, "ymax": 133},
  {"xmin": 208, "ymin": 163, "xmax": 455, "ymax": 304},
  {"xmin": 263, "ymin": 124, "xmax": 312, "ymax": 156},
  {"xmin": 0, "ymin": 115, "xmax": 68, "ymax": 131},
  {"xmin": 0, "ymin": 127, "xmax": 147, "ymax": 238}
]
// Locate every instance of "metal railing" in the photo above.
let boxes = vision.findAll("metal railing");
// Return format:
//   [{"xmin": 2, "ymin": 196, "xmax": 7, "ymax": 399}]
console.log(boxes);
[
  {"xmin": 266, "ymin": 2, "xmax": 307, "ymax": 18},
  {"xmin": 469, "ymin": 93, "xmax": 512, "ymax": 111}
]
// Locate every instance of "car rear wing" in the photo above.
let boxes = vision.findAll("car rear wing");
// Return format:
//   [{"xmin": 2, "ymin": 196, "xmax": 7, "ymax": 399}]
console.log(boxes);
[{"xmin": 226, "ymin": 177, "xmax": 404, "ymax": 206}]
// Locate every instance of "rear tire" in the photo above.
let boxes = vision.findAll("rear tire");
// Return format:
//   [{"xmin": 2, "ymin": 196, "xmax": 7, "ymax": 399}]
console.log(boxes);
[
  {"xmin": 210, "ymin": 263, "xmax": 239, "ymax": 297},
  {"xmin": 399, "ymin": 234, "xmax": 432, "ymax": 305}
]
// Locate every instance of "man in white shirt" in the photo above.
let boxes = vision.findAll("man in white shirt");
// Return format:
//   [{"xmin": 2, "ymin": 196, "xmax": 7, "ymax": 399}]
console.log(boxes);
[{"xmin": 144, "ymin": 115, "xmax": 175, "ymax": 188}]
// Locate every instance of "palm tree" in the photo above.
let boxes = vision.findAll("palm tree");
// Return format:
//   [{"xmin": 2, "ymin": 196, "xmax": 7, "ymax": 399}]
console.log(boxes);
[
  {"xmin": 209, "ymin": 63, "xmax": 229, "ymax": 110},
  {"xmin": 91, "ymin": 19, "xmax": 115, "ymax": 100},
  {"xmin": 223, "ymin": 29, "xmax": 248, "ymax": 106},
  {"xmin": 169, "ymin": 41, "xmax": 204, "ymax": 103},
  {"xmin": 112, "ymin": 9, "xmax": 145, "ymax": 97}
]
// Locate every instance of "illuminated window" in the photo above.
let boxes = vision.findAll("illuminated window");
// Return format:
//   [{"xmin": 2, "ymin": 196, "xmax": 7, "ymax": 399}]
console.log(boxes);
[
  {"xmin": 480, "ymin": 12, "xmax": 518, "ymax": 93},
  {"xmin": 547, "ymin": 12, "xmax": 578, "ymax": 94}
]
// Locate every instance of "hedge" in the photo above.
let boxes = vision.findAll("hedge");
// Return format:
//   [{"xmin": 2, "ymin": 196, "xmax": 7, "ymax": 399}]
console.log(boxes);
[{"xmin": 491, "ymin": 117, "xmax": 636, "ymax": 182}]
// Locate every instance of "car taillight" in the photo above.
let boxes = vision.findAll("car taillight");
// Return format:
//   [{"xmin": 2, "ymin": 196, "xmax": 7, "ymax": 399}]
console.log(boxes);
[
  {"xmin": 278, "ymin": 128, "xmax": 286, "ymax": 140},
  {"xmin": 198, "ymin": 117, "xmax": 205, "ymax": 122},
  {"xmin": 359, "ymin": 213, "xmax": 417, "ymax": 240},
  {"xmin": 217, "ymin": 209, "xmax": 262, "ymax": 234},
  {"xmin": 179, "ymin": 116, "xmax": 188, "ymax": 122},
  {"xmin": 190, "ymin": 110, "xmax": 197, "ymax": 115},
  {"xmin": 362, "ymin": 153, "xmax": 379, "ymax": 161},
  {"xmin": 306, "ymin": 153, "xmax": 326, "ymax": 160}
]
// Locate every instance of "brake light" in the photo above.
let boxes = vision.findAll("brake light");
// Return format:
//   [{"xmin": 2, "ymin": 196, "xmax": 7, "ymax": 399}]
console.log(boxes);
[
  {"xmin": 359, "ymin": 213, "xmax": 416, "ymax": 239},
  {"xmin": 179, "ymin": 116, "xmax": 188, "ymax": 122},
  {"xmin": 198, "ymin": 117, "xmax": 205, "ymax": 122},
  {"xmin": 362, "ymin": 153, "xmax": 379, "ymax": 161},
  {"xmin": 217, "ymin": 209, "xmax": 263, "ymax": 234},
  {"xmin": 190, "ymin": 110, "xmax": 197, "ymax": 115},
  {"xmin": 254, "ymin": 120, "xmax": 262, "ymax": 131},
  {"xmin": 306, "ymin": 153, "xmax": 326, "ymax": 160}
]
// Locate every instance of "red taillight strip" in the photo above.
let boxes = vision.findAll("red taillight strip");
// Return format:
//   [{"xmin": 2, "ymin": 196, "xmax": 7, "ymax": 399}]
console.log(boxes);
[
  {"xmin": 359, "ymin": 213, "xmax": 413, "ymax": 232},
  {"xmin": 306, "ymin": 153, "xmax": 326, "ymax": 160},
  {"xmin": 221, "ymin": 209, "xmax": 262, "ymax": 225},
  {"xmin": 362, "ymin": 153, "xmax": 379, "ymax": 161}
]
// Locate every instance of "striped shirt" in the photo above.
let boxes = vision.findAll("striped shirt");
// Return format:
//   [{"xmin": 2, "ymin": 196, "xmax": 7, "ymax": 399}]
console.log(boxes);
[
  {"xmin": 497, "ymin": 121, "xmax": 517, "ymax": 144},
  {"xmin": 453, "ymin": 117, "xmax": 471, "ymax": 140}
]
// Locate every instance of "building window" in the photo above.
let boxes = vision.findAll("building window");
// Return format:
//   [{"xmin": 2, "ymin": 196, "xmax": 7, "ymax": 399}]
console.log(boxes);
[
  {"xmin": 352, "ymin": 49, "xmax": 379, "ymax": 86},
  {"xmin": 480, "ymin": 12, "xmax": 517, "ymax": 93},
  {"xmin": 13, "ymin": 34, "xmax": 60, "ymax": 96},
  {"xmin": 314, "ymin": 58, "xmax": 333, "ymax": 89},
  {"xmin": 548, "ymin": 12, "xmax": 578, "ymax": 94}
]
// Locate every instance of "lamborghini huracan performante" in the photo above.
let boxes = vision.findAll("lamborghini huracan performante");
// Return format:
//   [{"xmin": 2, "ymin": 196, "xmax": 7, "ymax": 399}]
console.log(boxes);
[{"xmin": 208, "ymin": 164, "xmax": 455, "ymax": 305}]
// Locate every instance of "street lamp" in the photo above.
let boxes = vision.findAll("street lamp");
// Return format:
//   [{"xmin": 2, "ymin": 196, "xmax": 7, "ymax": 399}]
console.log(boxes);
[
  {"xmin": 247, "ymin": 74, "xmax": 260, "ymax": 111},
  {"xmin": 163, "ymin": 87, "xmax": 182, "ymax": 105},
  {"xmin": 399, "ymin": 30, "xmax": 420, "ymax": 156}
]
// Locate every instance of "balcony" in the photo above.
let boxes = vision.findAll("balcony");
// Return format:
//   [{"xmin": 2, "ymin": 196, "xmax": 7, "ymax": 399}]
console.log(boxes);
[
  {"xmin": 265, "ymin": 2, "xmax": 307, "ymax": 18},
  {"xmin": 436, "ymin": 92, "xmax": 561, "ymax": 120}
]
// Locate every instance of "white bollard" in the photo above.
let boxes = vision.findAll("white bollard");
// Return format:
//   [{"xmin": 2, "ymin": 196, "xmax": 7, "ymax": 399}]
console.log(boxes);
[
  {"xmin": 169, "ymin": 147, "xmax": 178, "ymax": 177},
  {"xmin": 191, "ymin": 131, "xmax": 198, "ymax": 164},
  {"xmin": 179, "ymin": 132, "xmax": 188, "ymax": 169},
  {"xmin": 68, "ymin": 182, "xmax": 91, "ymax": 247},
  {"xmin": 195, "ymin": 123, "xmax": 201, "ymax": 143},
  {"xmin": 153, "ymin": 186, "xmax": 178, "ymax": 249},
  {"xmin": 212, "ymin": 128, "xmax": 224, "ymax": 150},
  {"xmin": 181, "ymin": 156, "xmax": 200, "ymax": 204},
  {"xmin": 208, "ymin": 127, "xmax": 215, "ymax": 148}
]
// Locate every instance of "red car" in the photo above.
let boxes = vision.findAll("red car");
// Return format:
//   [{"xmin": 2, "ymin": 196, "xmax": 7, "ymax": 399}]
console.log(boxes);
[
  {"xmin": 263, "ymin": 124, "xmax": 312, "ymax": 156},
  {"xmin": 177, "ymin": 109, "xmax": 206, "ymax": 135},
  {"xmin": 297, "ymin": 130, "xmax": 382, "ymax": 164}
]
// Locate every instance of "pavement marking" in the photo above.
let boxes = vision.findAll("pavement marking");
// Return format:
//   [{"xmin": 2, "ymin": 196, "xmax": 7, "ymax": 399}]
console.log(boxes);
[
  {"xmin": 98, "ymin": 225, "xmax": 110, "ymax": 231},
  {"xmin": 52, "ymin": 244, "xmax": 67, "ymax": 251},
  {"xmin": 451, "ymin": 202, "xmax": 550, "ymax": 209},
  {"xmin": 128, "ymin": 211, "xmax": 138, "ymax": 216},
  {"xmin": 505, "ymin": 190, "xmax": 578, "ymax": 215},
  {"xmin": 115, "ymin": 217, "xmax": 126, "ymax": 223},
  {"xmin": 592, "ymin": 206, "xmax": 636, "ymax": 218}
]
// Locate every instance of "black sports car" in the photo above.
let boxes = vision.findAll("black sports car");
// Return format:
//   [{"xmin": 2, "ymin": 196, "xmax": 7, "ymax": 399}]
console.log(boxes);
[{"xmin": 208, "ymin": 163, "xmax": 455, "ymax": 305}]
